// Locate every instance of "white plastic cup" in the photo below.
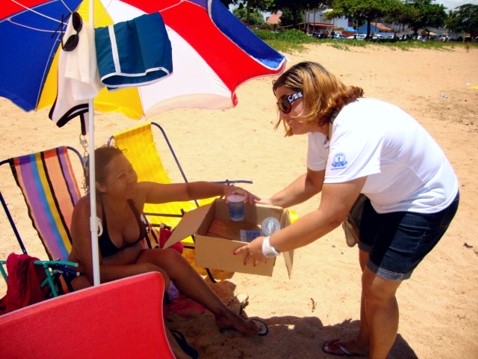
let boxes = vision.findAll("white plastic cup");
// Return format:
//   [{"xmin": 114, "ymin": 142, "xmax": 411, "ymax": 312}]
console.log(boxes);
[{"xmin": 227, "ymin": 194, "xmax": 246, "ymax": 221}]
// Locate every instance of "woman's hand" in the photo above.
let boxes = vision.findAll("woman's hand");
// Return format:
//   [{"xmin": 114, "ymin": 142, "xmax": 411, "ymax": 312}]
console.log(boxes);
[
  {"xmin": 233, "ymin": 236, "xmax": 268, "ymax": 266},
  {"xmin": 224, "ymin": 184, "xmax": 260, "ymax": 204},
  {"xmin": 255, "ymin": 198, "xmax": 273, "ymax": 205}
]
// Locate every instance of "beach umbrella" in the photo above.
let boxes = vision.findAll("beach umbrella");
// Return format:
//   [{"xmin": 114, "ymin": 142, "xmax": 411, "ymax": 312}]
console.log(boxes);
[
  {"xmin": 0, "ymin": 0, "xmax": 286, "ymax": 118},
  {"xmin": 0, "ymin": 0, "xmax": 286, "ymax": 285}
]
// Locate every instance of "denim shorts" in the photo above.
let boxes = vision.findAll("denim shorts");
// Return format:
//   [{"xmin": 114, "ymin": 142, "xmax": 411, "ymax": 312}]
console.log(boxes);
[{"xmin": 358, "ymin": 192, "xmax": 459, "ymax": 281}]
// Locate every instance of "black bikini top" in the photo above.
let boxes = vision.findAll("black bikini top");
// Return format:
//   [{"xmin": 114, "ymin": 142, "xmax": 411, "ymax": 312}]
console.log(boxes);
[{"xmin": 98, "ymin": 199, "xmax": 146, "ymax": 257}]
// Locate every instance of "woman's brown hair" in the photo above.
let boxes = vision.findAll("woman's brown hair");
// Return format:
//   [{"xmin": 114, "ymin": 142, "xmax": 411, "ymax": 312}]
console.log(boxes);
[
  {"xmin": 273, "ymin": 61, "xmax": 364, "ymax": 136},
  {"xmin": 83, "ymin": 146, "xmax": 124, "ymax": 193}
]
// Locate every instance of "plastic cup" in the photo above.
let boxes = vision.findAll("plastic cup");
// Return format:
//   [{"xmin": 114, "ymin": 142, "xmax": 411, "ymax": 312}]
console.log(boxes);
[
  {"xmin": 227, "ymin": 194, "xmax": 245, "ymax": 221},
  {"xmin": 261, "ymin": 217, "xmax": 281, "ymax": 236}
]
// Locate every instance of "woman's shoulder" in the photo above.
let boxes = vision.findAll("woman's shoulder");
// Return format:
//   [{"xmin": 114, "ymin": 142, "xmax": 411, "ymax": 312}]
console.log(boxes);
[
  {"xmin": 344, "ymin": 98, "xmax": 399, "ymax": 113},
  {"xmin": 73, "ymin": 195, "xmax": 92, "ymax": 216}
]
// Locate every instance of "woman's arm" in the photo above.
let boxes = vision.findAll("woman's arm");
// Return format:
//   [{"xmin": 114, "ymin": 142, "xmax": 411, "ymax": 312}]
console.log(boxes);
[
  {"xmin": 270, "ymin": 177, "xmax": 365, "ymax": 252},
  {"xmin": 139, "ymin": 181, "xmax": 258, "ymax": 204},
  {"xmin": 69, "ymin": 197, "xmax": 96, "ymax": 283},
  {"xmin": 266, "ymin": 168, "xmax": 325, "ymax": 208},
  {"xmin": 234, "ymin": 177, "xmax": 366, "ymax": 260}
]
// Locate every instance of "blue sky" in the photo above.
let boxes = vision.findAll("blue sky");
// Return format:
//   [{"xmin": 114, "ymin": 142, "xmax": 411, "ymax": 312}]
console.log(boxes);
[{"xmin": 436, "ymin": 0, "xmax": 478, "ymax": 10}]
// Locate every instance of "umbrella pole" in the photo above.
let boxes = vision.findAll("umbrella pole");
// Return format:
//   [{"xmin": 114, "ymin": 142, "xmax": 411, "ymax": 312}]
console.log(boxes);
[
  {"xmin": 87, "ymin": 1, "xmax": 100, "ymax": 286},
  {"xmin": 88, "ymin": 100, "xmax": 100, "ymax": 286}
]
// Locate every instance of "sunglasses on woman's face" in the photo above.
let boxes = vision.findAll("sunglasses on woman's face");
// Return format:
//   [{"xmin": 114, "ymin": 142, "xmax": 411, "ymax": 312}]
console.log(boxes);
[
  {"xmin": 61, "ymin": 12, "xmax": 83, "ymax": 52},
  {"xmin": 277, "ymin": 92, "xmax": 303, "ymax": 114}
]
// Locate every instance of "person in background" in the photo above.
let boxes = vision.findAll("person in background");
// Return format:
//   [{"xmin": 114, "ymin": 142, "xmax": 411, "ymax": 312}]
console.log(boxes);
[
  {"xmin": 68, "ymin": 146, "xmax": 267, "ymax": 358},
  {"xmin": 235, "ymin": 61, "xmax": 459, "ymax": 358}
]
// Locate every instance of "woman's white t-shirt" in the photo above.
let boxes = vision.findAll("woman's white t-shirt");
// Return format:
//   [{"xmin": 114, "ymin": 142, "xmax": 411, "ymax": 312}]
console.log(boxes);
[{"xmin": 307, "ymin": 98, "xmax": 458, "ymax": 214}]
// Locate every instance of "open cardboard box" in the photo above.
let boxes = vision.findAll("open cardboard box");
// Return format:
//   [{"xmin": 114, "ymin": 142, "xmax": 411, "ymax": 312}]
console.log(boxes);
[{"xmin": 164, "ymin": 199, "xmax": 293, "ymax": 277}]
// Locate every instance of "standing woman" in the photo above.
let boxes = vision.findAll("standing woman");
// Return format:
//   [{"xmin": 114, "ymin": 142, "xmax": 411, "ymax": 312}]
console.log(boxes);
[
  {"xmin": 68, "ymin": 146, "xmax": 266, "ymax": 349},
  {"xmin": 235, "ymin": 61, "xmax": 459, "ymax": 358}
]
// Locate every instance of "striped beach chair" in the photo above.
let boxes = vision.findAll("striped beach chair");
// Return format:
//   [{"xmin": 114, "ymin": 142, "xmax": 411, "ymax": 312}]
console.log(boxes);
[{"xmin": 0, "ymin": 146, "xmax": 82, "ymax": 298}]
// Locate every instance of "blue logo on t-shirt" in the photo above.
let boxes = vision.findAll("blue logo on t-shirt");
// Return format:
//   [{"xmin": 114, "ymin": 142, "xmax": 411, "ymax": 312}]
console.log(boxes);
[{"xmin": 331, "ymin": 152, "xmax": 347, "ymax": 169}]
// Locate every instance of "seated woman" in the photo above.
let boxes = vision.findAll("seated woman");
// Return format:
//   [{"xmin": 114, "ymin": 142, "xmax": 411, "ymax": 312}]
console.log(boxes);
[{"xmin": 68, "ymin": 146, "xmax": 264, "ymax": 357}]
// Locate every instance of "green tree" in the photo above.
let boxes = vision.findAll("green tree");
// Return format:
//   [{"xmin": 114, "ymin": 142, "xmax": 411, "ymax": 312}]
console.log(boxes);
[
  {"xmin": 271, "ymin": 0, "xmax": 326, "ymax": 28},
  {"xmin": 328, "ymin": 0, "xmax": 403, "ymax": 38},
  {"xmin": 446, "ymin": 4, "xmax": 478, "ymax": 39},
  {"xmin": 401, "ymin": 0, "xmax": 447, "ymax": 37},
  {"xmin": 233, "ymin": 7, "xmax": 266, "ymax": 25},
  {"xmin": 228, "ymin": 0, "xmax": 275, "ymax": 25}
]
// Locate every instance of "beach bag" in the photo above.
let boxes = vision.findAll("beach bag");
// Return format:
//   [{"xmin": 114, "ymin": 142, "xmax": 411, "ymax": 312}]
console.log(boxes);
[
  {"xmin": 146, "ymin": 224, "xmax": 184, "ymax": 254},
  {"xmin": 342, "ymin": 194, "xmax": 367, "ymax": 247}
]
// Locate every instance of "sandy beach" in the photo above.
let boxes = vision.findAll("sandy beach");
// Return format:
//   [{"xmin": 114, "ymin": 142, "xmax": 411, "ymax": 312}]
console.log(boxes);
[{"xmin": 1, "ymin": 43, "xmax": 477, "ymax": 358}]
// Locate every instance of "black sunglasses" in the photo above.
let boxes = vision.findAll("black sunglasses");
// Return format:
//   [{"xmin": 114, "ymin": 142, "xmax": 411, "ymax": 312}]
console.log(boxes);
[
  {"xmin": 61, "ymin": 12, "xmax": 83, "ymax": 52},
  {"xmin": 277, "ymin": 92, "xmax": 303, "ymax": 114}
]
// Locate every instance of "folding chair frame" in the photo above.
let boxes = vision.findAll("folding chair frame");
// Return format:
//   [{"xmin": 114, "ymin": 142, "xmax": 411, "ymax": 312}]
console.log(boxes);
[
  {"xmin": 108, "ymin": 121, "xmax": 252, "ymax": 210},
  {"xmin": 0, "ymin": 146, "xmax": 82, "ymax": 298}
]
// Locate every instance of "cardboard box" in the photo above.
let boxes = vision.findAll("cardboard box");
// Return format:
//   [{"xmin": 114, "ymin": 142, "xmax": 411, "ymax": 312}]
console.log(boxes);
[{"xmin": 164, "ymin": 199, "xmax": 293, "ymax": 277}]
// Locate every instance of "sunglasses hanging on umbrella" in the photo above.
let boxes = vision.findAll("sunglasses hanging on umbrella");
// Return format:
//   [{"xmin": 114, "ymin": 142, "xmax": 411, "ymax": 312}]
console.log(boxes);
[{"xmin": 61, "ymin": 12, "xmax": 83, "ymax": 51}]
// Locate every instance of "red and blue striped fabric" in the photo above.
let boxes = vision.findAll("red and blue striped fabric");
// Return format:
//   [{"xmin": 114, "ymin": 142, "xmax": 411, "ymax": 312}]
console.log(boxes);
[{"xmin": 9, "ymin": 147, "xmax": 81, "ymax": 261}]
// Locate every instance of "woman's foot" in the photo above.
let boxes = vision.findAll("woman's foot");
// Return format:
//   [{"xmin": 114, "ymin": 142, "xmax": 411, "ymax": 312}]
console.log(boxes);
[
  {"xmin": 322, "ymin": 338, "xmax": 368, "ymax": 357},
  {"xmin": 215, "ymin": 310, "xmax": 267, "ymax": 336}
]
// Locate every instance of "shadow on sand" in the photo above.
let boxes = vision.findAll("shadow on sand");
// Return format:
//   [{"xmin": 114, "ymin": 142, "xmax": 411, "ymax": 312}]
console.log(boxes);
[
  {"xmin": 174, "ymin": 280, "xmax": 419, "ymax": 358},
  {"xmin": 261, "ymin": 316, "xmax": 418, "ymax": 358}
]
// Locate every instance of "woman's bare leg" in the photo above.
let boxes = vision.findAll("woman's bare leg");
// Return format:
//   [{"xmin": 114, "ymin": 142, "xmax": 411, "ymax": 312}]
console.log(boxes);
[
  {"xmin": 361, "ymin": 267, "xmax": 401, "ymax": 359},
  {"xmin": 326, "ymin": 250, "xmax": 371, "ymax": 356},
  {"xmin": 138, "ymin": 249, "xmax": 260, "ymax": 336},
  {"xmin": 357, "ymin": 250, "xmax": 371, "ymax": 348},
  {"xmin": 70, "ymin": 274, "xmax": 92, "ymax": 291}
]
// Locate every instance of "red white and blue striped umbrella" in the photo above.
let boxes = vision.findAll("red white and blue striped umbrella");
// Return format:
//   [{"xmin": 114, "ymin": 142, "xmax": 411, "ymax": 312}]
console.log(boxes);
[
  {"xmin": 0, "ymin": 0, "xmax": 286, "ymax": 285},
  {"xmin": 0, "ymin": 0, "xmax": 286, "ymax": 118}
]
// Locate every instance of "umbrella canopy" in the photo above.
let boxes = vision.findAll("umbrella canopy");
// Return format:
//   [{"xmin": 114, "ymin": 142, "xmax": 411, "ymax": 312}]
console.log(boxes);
[
  {"xmin": 0, "ymin": 0, "xmax": 286, "ymax": 119},
  {"xmin": 0, "ymin": 0, "xmax": 286, "ymax": 286}
]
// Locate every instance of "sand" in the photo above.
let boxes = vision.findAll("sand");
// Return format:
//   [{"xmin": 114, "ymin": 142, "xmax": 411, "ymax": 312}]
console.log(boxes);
[{"xmin": 1, "ymin": 43, "xmax": 477, "ymax": 358}]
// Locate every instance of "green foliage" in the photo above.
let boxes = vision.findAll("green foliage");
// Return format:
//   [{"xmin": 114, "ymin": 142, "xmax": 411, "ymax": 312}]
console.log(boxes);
[
  {"xmin": 274, "ymin": 28, "xmax": 313, "ymax": 42},
  {"xmin": 278, "ymin": 9, "xmax": 305, "ymax": 27},
  {"xmin": 446, "ymin": 4, "xmax": 478, "ymax": 37},
  {"xmin": 401, "ymin": 0, "xmax": 447, "ymax": 35},
  {"xmin": 231, "ymin": 0, "xmax": 276, "ymax": 12},
  {"xmin": 329, "ymin": 0, "xmax": 403, "ymax": 36},
  {"xmin": 253, "ymin": 28, "xmax": 316, "ymax": 52},
  {"xmin": 329, "ymin": 0, "xmax": 403, "ymax": 22},
  {"xmin": 253, "ymin": 29, "xmax": 469, "ymax": 54},
  {"xmin": 272, "ymin": 0, "xmax": 324, "ymax": 27},
  {"xmin": 233, "ymin": 7, "xmax": 266, "ymax": 25}
]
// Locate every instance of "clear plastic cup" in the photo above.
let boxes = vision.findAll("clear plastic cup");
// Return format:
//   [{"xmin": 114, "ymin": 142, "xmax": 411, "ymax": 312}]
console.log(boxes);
[
  {"xmin": 227, "ymin": 194, "xmax": 245, "ymax": 221},
  {"xmin": 261, "ymin": 217, "xmax": 281, "ymax": 236}
]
